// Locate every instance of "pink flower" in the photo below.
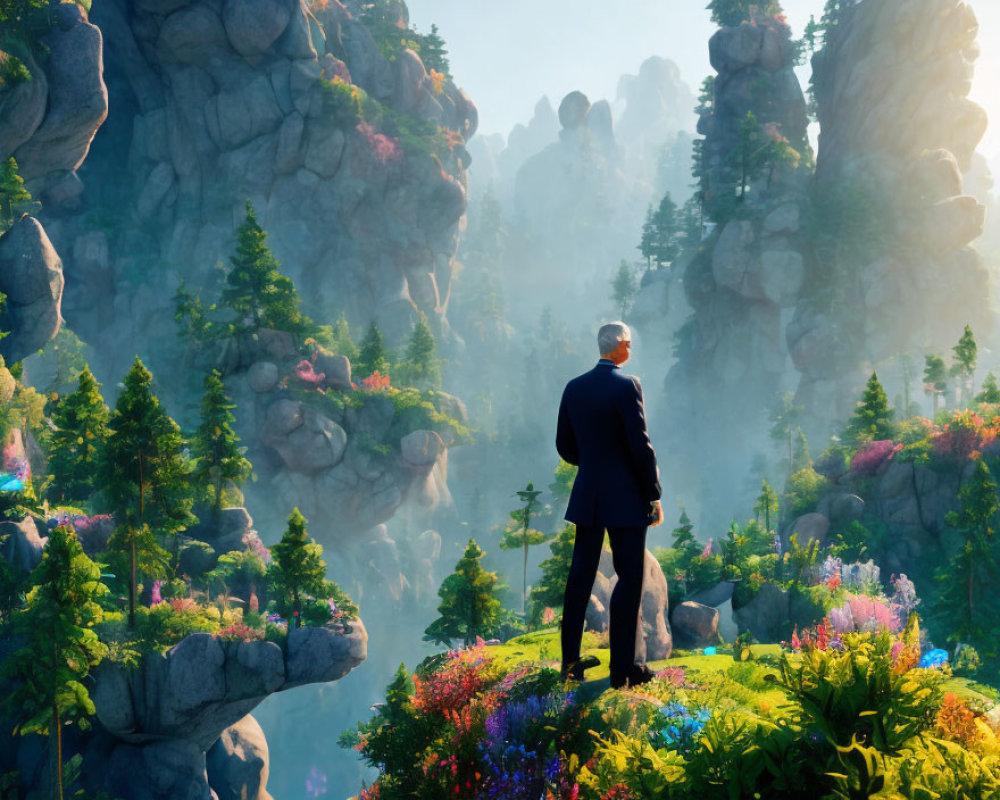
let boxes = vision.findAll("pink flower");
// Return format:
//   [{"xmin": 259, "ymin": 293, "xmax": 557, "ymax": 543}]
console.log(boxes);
[
  {"xmin": 295, "ymin": 359, "xmax": 326, "ymax": 385},
  {"xmin": 360, "ymin": 370, "xmax": 390, "ymax": 391},
  {"xmin": 542, "ymin": 607, "xmax": 556, "ymax": 625},
  {"xmin": 850, "ymin": 440, "xmax": 901, "ymax": 475},
  {"xmin": 791, "ymin": 627, "xmax": 801, "ymax": 651},
  {"xmin": 356, "ymin": 121, "xmax": 402, "ymax": 164},
  {"xmin": 150, "ymin": 580, "xmax": 163, "ymax": 606},
  {"xmin": 700, "ymin": 538, "xmax": 713, "ymax": 559}
]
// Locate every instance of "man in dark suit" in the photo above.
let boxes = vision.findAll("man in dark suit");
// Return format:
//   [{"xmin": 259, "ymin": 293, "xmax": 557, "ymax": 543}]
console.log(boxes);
[{"xmin": 556, "ymin": 321, "xmax": 663, "ymax": 688}]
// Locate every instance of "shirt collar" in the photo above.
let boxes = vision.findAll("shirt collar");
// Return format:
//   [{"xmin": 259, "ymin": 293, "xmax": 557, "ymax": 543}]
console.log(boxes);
[{"xmin": 597, "ymin": 359, "xmax": 618, "ymax": 368}]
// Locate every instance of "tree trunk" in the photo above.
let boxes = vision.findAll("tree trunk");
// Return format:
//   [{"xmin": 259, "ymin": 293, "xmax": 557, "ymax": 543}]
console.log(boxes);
[{"xmin": 52, "ymin": 701, "xmax": 63, "ymax": 800}]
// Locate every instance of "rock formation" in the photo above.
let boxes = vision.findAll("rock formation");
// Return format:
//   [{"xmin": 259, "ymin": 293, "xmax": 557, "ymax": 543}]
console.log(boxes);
[
  {"xmin": 793, "ymin": 0, "xmax": 991, "ymax": 425},
  {"xmin": 586, "ymin": 548, "xmax": 672, "ymax": 661},
  {"xmin": 15, "ymin": 0, "xmax": 477, "ymax": 383}
]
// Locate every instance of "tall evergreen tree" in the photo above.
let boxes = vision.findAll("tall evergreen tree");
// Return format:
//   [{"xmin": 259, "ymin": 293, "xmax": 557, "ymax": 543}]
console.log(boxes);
[
  {"xmin": 671, "ymin": 509, "xmax": 698, "ymax": 555},
  {"xmin": 610, "ymin": 259, "xmax": 637, "ymax": 318},
  {"xmin": 527, "ymin": 523, "xmax": 576, "ymax": 628},
  {"xmin": 769, "ymin": 392, "xmax": 802, "ymax": 482},
  {"xmin": 935, "ymin": 459, "xmax": 1000, "ymax": 650},
  {"xmin": 842, "ymin": 372, "xmax": 895, "ymax": 447},
  {"xmin": 950, "ymin": 325, "xmax": 977, "ymax": 406},
  {"xmin": 191, "ymin": 370, "xmax": 252, "ymax": 524},
  {"xmin": 268, "ymin": 507, "xmax": 331, "ymax": 628},
  {"xmin": 101, "ymin": 357, "xmax": 196, "ymax": 625},
  {"xmin": 0, "ymin": 526, "xmax": 108, "ymax": 800},
  {"xmin": 924, "ymin": 354, "xmax": 948, "ymax": 413},
  {"xmin": 792, "ymin": 427, "xmax": 812, "ymax": 472},
  {"xmin": 398, "ymin": 312, "xmax": 441, "ymax": 388},
  {"xmin": 355, "ymin": 321, "xmax": 392, "ymax": 379},
  {"xmin": 423, "ymin": 538, "xmax": 502, "ymax": 647},
  {"xmin": 976, "ymin": 373, "xmax": 1000, "ymax": 405},
  {"xmin": 221, "ymin": 201, "xmax": 310, "ymax": 334},
  {"xmin": 498, "ymin": 481, "xmax": 550, "ymax": 618},
  {"xmin": 753, "ymin": 479, "xmax": 779, "ymax": 533},
  {"xmin": 47, "ymin": 366, "xmax": 110, "ymax": 504},
  {"xmin": 0, "ymin": 157, "xmax": 37, "ymax": 231}
]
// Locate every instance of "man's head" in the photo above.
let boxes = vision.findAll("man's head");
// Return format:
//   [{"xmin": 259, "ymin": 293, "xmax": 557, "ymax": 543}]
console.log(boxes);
[{"xmin": 598, "ymin": 321, "xmax": 631, "ymax": 365}]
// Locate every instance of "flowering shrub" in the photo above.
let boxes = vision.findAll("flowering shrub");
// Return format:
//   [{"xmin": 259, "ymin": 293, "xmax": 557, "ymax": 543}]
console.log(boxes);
[
  {"xmin": 932, "ymin": 411, "xmax": 999, "ymax": 462},
  {"xmin": 428, "ymin": 68, "xmax": 445, "ymax": 94},
  {"xmin": 215, "ymin": 622, "xmax": 264, "ymax": 642},
  {"xmin": 295, "ymin": 359, "xmax": 326, "ymax": 385},
  {"xmin": 360, "ymin": 370, "xmax": 391, "ymax": 391},
  {"xmin": 826, "ymin": 593, "xmax": 901, "ymax": 635},
  {"xmin": 849, "ymin": 440, "xmax": 901, "ymax": 475},
  {"xmin": 357, "ymin": 121, "xmax": 403, "ymax": 165},
  {"xmin": 841, "ymin": 560, "xmax": 881, "ymax": 595}
]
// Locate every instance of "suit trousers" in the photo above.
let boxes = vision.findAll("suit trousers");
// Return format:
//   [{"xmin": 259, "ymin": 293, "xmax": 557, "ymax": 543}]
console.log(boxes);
[{"xmin": 561, "ymin": 523, "xmax": 647, "ymax": 680}]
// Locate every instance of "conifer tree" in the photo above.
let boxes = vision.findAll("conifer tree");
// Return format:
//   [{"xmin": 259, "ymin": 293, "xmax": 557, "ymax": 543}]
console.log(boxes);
[
  {"xmin": 792, "ymin": 427, "xmax": 812, "ymax": 472},
  {"xmin": 101, "ymin": 357, "xmax": 196, "ymax": 625},
  {"xmin": 976, "ymin": 373, "xmax": 1000, "ymax": 405},
  {"xmin": 191, "ymin": 370, "xmax": 252, "ymax": 524},
  {"xmin": 47, "ymin": 366, "xmax": 110, "ymax": 504},
  {"xmin": 753, "ymin": 479, "xmax": 779, "ymax": 533},
  {"xmin": 423, "ymin": 538, "xmax": 502, "ymax": 647},
  {"xmin": 924, "ymin": 354, "xmax": 948, "ymax": 413},
  {"xmin": 769, "ymin": 392, "xmax": 802, "ymax": 481},
  {"xmin": 355, "ymin": 321, "xmax": 392, "ymax": 379},
  {"xmin": 527, "ymin": 524, "xmax": 575, "ymax": 627},
  {"xmin": 0, "ymin": 157, "xmax": 36, "ymax": 231},
  {"xmin": 935, "ymin": 459, "xmax": 1000, "ymax": 648},
  {"xmin": 610, "ymin": 260, "xmax": 637, "ymax": 319},
  {"xmin": 221, "ymin": 201, "xmax": 311, "ymax": 334},
  {"xmin": 498, "ymin": 481, "xmax": 550, "ymax": 618},
  {"xmin": 950, "ymin": 325, "xmax": 977, "ymax": 405},
  {"xmin": 0, "ymin": 526, "xmax": 108, "ymax": 800},
  {"xmin": 842, "ymin": 372, "xmax": 895, "ymax": 447},
  {"xmin": 268, "ymin": 507, "xmax": 331, "ymax": 628},
  {"xmin": 329, "ymin": 313, "xmax": 358, "ymax": 361},
  {"xmin": 671, "ymin": 509, "xmax": 699, "ymax": 555},
  {"xmin": 398, "ymin": 312, "xmax": 441, "ymax": 388}
]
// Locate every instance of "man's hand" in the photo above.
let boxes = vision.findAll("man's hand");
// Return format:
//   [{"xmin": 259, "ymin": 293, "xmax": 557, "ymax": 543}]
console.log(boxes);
[{"xmin": 650, "ymin": 500, "xmax": 663, "ymax": 527}]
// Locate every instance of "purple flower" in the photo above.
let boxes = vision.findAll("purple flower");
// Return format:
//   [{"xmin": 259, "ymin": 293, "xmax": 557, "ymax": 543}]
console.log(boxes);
[{"xmin": 305, "ymin": 766, "xmax": 327, "ymax": 797}]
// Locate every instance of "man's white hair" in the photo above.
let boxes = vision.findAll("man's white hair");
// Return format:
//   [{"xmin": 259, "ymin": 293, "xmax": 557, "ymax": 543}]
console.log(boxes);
[{"xmin": 598, "ymin": 321, "xmax": 631, "ymax": 356}]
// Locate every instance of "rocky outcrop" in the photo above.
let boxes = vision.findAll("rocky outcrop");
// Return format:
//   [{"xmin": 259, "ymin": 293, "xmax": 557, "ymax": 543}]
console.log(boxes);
[
  {"xmin": 24, "ymin": 0, "xmax": 476, "ymax": 383},
  {"xmin": 0, "ymin": 215, "xmax": 65, "ymax": 364},
  {"xmin": 0, "ymin": 517, "xmax": 46, "ymax": 574},
  {"xmin": 792, "ymin": 0, "xmax": 991, "ymax": 425},
  {"xmin": 586, "ymin": 548, "xmax": 672, "ymax": 661},
  {"xmin": 82, "ymin": 624, "xmax": 365, "ymax": 800},
  {"xmin": 2, "ymin": 4, "xmax": 108, "ymax": 209},
  {"xmin": 670, "ymin": 600, "xmax": 720, "ymax": 647}
]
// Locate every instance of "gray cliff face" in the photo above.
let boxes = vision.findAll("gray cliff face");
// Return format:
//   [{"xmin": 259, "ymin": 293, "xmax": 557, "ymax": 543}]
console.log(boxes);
[
  {"xmin": 25, "ymin": 0, "xmax": 476, "ymax": 382},
  {"xmin": 794, "ymin": 0, "xmax": 991, "ymax": 426}
]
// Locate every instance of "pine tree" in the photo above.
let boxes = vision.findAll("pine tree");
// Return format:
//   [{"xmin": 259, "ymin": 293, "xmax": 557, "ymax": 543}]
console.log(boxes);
[
  {"xmin": 47, "ymin": 366, "xmax": 110, "ymax": 504},
  {"xmin": 268, "ymin": 507, "xmax": 330, "ymax": 628},
  {"xmin": 498, "ymin": 481, "xmax": 550, "ymax": 618},
  {"xmin": 650, "ymin": 192, "xmax": 683, "ymax": 267},
  {"xmin": 611, "ymin": 259, "xmax": 637, "ymax": 318},
  {"xmin": 423, "ymin": 538, "xmax": 502, "ymax": 647},
  {"xmin": 638, "ymin": 205, "xmax": 656, "ymax": 269},
  {"xmin": 708, "ymin": 0, "xmax": 783, "ymax": 27},
  {"xmin": 191, "ymin": 370, "xmax": 252, "ymax": 524},
  {"xmin": 842, "ymin": 372, "xmax": 895, "ymax": 447},
  {"xmin": 950, "ymin": 325, "xmax": 977, "ymax": 406},
  {"xmin": 753, "ymin": 479, "xmax": 779, "ymax": 533},
  {"xmin": 221, "ymin": 201, "xmax": 311, "ymax": 335},
  {"xmin": 976, "ymin": 373, "xmax": 1000, "ymax": 405},
  {"xmin": 769, "ymin": 392, "xmax": 802, "ymax": 482},
  {"xmin": 329, "ymin": 313, "xmax": 358, "ymax": 361},
  {"xmin": 935, "ymin": 459, "xmax": 1000, "ymax": 649},
  {"xmin": 0, "ymin": 526, "xmax": 108, "ymax": 800},
  {"xmin": 101, "ymin": 357, "xmax": 196, "ymax": 625},
  {"xmin": 671, "ymin": 509, "xmax": 699, "ymax": 555},
  {"xmin": 527, "ymin": 524, "xmax": 575, "ymax": 627},
  {"xmin": 0, "ymin": 157, "xmax": 37, "ymax": 231},
  {"xmin": 355, "ymin": 321, "xmax": 392, "ymax": 379},
  {"xmin": 792, "ymin": 427, "xmax": 812, "ymax": 472},
  {"xmin": 924, "ymin": 354, "xmax": 948, "ymax": 413},
  {"xmin": 419, "ymin": 23, "xmax": 450, "ymax": 77},
  {"xmin": 398, "ymin": 312, "xmax": 441, "ymax": 389}
]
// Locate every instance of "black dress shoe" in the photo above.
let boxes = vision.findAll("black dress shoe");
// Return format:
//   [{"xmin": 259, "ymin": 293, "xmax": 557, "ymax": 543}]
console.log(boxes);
[
  {"xmin": 610, "ymin": 664, "xmax": 655, "ymax": 689},
  {"xmin": 560, "ymin": 654, "xmax": 601, "ymax": 681}
]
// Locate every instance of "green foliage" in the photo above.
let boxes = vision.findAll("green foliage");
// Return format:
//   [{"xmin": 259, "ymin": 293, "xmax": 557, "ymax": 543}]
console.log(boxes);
[
  {"xmin": 707, "ymin": 0, "xmax": 784, "ymax": 26},
  {"xmin": 221, "ymin": 201, "xmax": 312, "ymax": 335},
  {"xmin": 924, "ymin": 354, "xmax": 948, "ymax": 412},
  {"xmin": 610, "ymin": 259, "xmax": 638, "ymax": 318},
  {"xmin": 527, "ymin": 523, "xmax": 575, "ymax": 627},
  {"xmin": 314, "ymin": 313, "xmax": 358, "ymax": 361},
  {"xmin": 395, "ymin": 312, "xmax": 441, "ymax": 389},
  {"xmin": 47, "ymin": 366, "xmax": 110, "ymax": 504},
  {"xmin": 131, "ymin": 600, "xmax": 225, "ymax": 653},
  {"xmin": 319, "ymin": 76, "xmax": 363, "ymax": 123},
  {"xmin": 951, "ymin": 325, "xmax": 977, "ymax": 381},
  {"xmin": 0, "ymin": 50, "xmax": 31, "ymax": 87},
  {"xmin": 976, "ymin": 372, "xmax": 1000, "ymax": 405},
  {"xmin": 784, "ymin": 467, "xmax": 828, "ymax": 519},
  {"xmin": 423, "ymin": 538, "xmax": 503, "ymax": 646},
  {"xmin": 267, "ymin": 507, "xmax": 355, "ymax": 627},
  {"xmin": 770, "ymin": 392, "xmax": 803, "ymax": 480},
  {"xmin": 932, "ymin": 459, "xmax": 1000, "ymax": 653},
  {"xmin": 354, "ymin": 321, "xmax": 392, "ymax": 380},
  {"xmin": 827, "ymin": 520, "xmax": 876, "ymax": 563},
  {"xmin": 782, "ymin": 532, "xmax": 820, "ymax": 587},
  {"xmin": 0, "ymin": 157, "xmax": 37, "ymax": 231},
  {"xmin": 548, "ymin": 459, "xmax": 577, "ymax": 508},
  {"xmin": 0, "ymin": 527, "xmax": 108, "ymax": 799},
  {"xmin": 359, "ymin": 1, "xmax": 451, "ymax": 77},
  {"xmin": 638, "ymin": 191, "xmax": 689, "ymax": 269},
  {"xmin": 204, "ymin": 549, "xmax": 266, "ymax": 599},
  {"xmin": 842, "ymin": 372, "xmax": 896, "ymax": 448},
  {"xmin": 499, "ymin": 481, "xmax": 549, "ymax": 618},
  {"xmin": 672, "ymin": 509, "xmax": 699, "ymax": 555},
  {"xmin": 952, "ymin": 644, "xmax": 981, "ymax": 678},
  {"xmin": 754, "ymin": 479, "xmax": 779, "ymax": 532},
  {"xmin": 191, "ymin": 370, "xmax": 252, "ymax": 521}
]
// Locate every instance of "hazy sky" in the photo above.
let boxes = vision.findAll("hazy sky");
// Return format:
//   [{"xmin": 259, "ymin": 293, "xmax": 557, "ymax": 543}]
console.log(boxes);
[{"xmin": 406, "ymin": 0, "xmax": 1000, "ymax": 159}]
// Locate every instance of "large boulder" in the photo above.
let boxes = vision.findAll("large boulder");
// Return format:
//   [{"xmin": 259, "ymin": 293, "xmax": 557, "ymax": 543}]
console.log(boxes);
[
  {"xmin": 207, "ymin": 714, "xmax": 274, "ymax": 800},
  {"xmin": 0, "ymin": 216, "xmax": 64, "ymax": 363},
  {"xmin": 586, "ymin": 548, "xmax": 671, "ymax": 661},
  {"xmin": 0, "ymin": 517, "xmax": 46, "ymax": 574},
  {"xmin": 670, "ymin": 601, "xmax": 720, "ymax": 647},
  {"xmin": 733, "ymin": 581, "xmax": 790, "ymax": 642}
]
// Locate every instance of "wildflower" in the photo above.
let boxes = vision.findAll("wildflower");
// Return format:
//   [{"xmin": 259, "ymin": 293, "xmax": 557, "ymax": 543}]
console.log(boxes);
[
  {"xmin": 360, "ymin": 370, "xmax": 391, "ymax": 391},
  {"xmin": 542, "ymin": 607, "xmax": 557, "ymax": 625},
  {"xmin": 700, "ymin": 538, "xmax": 713, "ymax": 559},
  {"xmin": 150, "ymin": 580, "xmax": 163, "ymax": 606},
  {"xmin": 295, "ymin": 359, "xmax": 326, "ymax": 385}
]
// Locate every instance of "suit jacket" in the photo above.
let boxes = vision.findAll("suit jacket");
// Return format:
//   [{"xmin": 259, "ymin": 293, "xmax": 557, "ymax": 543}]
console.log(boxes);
[{"xmin": 556, "ymin": 362, "xmax": 661, "ymax": 527}]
